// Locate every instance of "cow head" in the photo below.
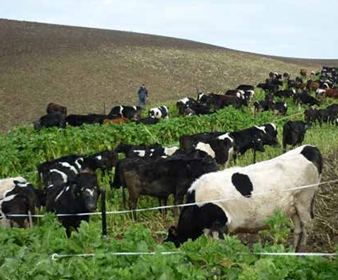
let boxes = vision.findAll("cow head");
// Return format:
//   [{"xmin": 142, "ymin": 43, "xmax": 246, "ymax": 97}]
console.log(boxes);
[
  {"xmin": 33, "ymin": 120, "xmax": 41, "ymax": 131},
  {"xmin": 149, "ymin": 108, "xmax": 161, "ymax": 119},
  {"xmin": 209, "ymin": 134, "xmax": 235, "ymax": 167},
  {"xmin": 72, "ymin": 173, "xmax": 100, "ymax": 212}
]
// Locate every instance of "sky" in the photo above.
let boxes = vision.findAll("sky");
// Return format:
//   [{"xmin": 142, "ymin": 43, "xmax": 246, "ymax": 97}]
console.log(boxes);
[{"xmin": 1, "ymin": 0, "xmax": 337, "ymax": 59}]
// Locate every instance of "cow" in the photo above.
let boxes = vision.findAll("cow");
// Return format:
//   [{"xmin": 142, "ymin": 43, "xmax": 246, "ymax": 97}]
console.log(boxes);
[
  {"xmin": 66, "ymin": 114, "xmax": 106, "ymax": 126},
  {"xmin": 274, "ymin": 89, "xmax": 296, "ymax": 98},
  {"xmin": 165, "ymin": 145, "xmax": 323, "ymax": 252},
  {"xmin": 294, "ymin": 91, "xmax": 320, "ymax": 107},
  {"xmin": 179, "ymin": 132, "xmax": 235, "ymax": 167},
  {"xmin": 107, "ymin": 106, "xmax": 142, "ymax": 120},
  {"xmin": 114, "ymin": 142, "xmax": 178, "ymax": 159},
  {"xmin": 253, "ymin": 93, "xmax": 274, "ymax": 112},
  {"xmin": 324, "ymin": 88, "xmax": 338, "ymax": 99},
  {"xmin": 177, "ymin": 98, "xmax": 198, "ymax": 115},
  {"xmin": 271, "ymin": 101, "xmax": 288, "ymax": 115},
  {"xmin": 0, "ymin": 180, "xmax": 40, "ymax": 228},
  {"xmin": 34, "ymin": 112, "xmax": 66, "ymax": 131},
  {"xmin": 113, "ymin": 153, "xmax": 218, "ymax": 219},
  {"xmin": 206, "ymin": 94, "xmax": 248, "ymax": 110},
  {"xmin": 230, "ymin": 123, "xmax": 278, "ymax": 163},
  {"xmin": 46, "ymin": 103, "xmax": 67, "ymax": 118},
  {"xmin": 46, "ymin": 171, "xmax": 101, "ymax": 236},
  {"xmin": 304, "ymin": 108, "xmax": 321, "ymax": 125},
  {"xmin": 282, "ymin": 121, "xmax": 308, "ymax": 152},
  {"xmin": 149, "ymin": 106, "xmax": 169, "ymax": 119}
]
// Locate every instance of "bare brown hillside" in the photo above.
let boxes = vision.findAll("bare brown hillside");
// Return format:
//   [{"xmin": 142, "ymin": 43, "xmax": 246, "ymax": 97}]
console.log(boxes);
[{"xmin": 1, "ymin": 19, "xmax": 337, "ymax": 132}]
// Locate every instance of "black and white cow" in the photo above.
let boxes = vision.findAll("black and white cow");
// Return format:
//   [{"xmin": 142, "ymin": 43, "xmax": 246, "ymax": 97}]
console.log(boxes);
[
  {"xmin": 294, "ymin": 91, "xmax": 320, "ymax": 107},
  {"xmin": 165, "ymin": 145, "xmax": 323, "ymax": 252},
  {"xmin": 46, "ymin": 171, "xmax": 101, "ymax": 236},
  {"xmin": 177, "ymin": 98, "xmax": 199, "ymax": 115},
  {"xmin": 149, "ymin": 106, "xmax": 169, "ymax": 119},
  {"xmin": 0, "ymin": 180, "xmax": 40, "ymax": 228},
  {"xmin": 107, "ymin": 106, "xmax": 142, "ymax": 120},
  {"xmin": 179, "ymin": 132, "xmax": 235, "ymax": 167},
  {"xmin": 274, "ymin": 89, "xmax": 296, "ymax": 98},
  {"xmin": 115, "ymin": 142, "xmax": 179, "ymax": 159},
  {"xmin": 282, "ymin": 121, "xmax": 309, "ymax": 152}
]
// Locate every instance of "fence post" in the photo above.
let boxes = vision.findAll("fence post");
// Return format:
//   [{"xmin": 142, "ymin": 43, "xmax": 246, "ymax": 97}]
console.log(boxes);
[{"xmin": 101, "ymin": 189, "xmax": 107, "ymax": 239}]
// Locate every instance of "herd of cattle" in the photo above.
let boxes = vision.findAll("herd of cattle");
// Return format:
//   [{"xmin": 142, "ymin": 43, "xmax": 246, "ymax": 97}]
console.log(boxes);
[{"xmin": 1, "ymin": 66, "xmax": 338, "ymax": 251}]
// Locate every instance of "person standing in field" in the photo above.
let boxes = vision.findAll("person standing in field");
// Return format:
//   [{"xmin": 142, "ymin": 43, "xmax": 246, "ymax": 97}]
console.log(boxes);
[{"xmin": 137, "ymin": 84, "xmax": 148, "ymax": 107}]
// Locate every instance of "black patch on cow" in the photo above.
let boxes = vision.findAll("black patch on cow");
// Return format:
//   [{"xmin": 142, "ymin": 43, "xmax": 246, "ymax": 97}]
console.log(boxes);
[
  {"xmin": 231, "ymin": 173, "xmax": 253, "ymax": 197},
  {"xmin": 186, "ymin": 190, "xmax": 196, "ymax": 203},
  {"xmin": 300, "ymin": 146, "xmax": 323, "ymax": 174}
]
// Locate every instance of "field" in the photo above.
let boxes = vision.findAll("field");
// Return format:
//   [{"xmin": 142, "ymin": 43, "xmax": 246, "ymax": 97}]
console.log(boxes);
[
  {"xmin": 1, "ymin": 85, "xmax": 338, "ymax": 279},
  {"xmin": 1, "ymin": 19, "xmax": 338, "ymax": 132},
  {"xmin": 1, "ymin": 19, "xmax": 338, "ymax": 279}
]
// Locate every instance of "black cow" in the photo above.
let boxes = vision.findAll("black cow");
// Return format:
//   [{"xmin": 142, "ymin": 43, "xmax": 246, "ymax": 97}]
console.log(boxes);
[
  {"xmin": 46, "ymin": 171, "xmax": 100, "ymax": 236},
  {"xmin": 206, "ymin": 94, "xmax": 248, "ymax": 110},
  {"xmin": 0, "ymin": 181, "xmax": 40, "ymax": 228},
  {"xmin": 294, "ymin": 91, "xmax": 320, "ymax": 107},
  {"xmin": 46, "ymin": 103, "xmax": 67, "ymax": 117},
  {"xmin": 149, "ymin": 106, "xmax": 169, "ymax": 119},
  {"xmin": 34, "ymin": 112, "xmax": 66, "ymax": 131},
  {"xmin": 112, "ymin": 154, "xmax": 218, "ymax": 219},
  {"xmin": 282, "ymin": 121, "xmax": 308, "ymax": 152},
  {"xmin": 271, "ymin": 101, "xmax": 288, "ymax": 115},
  {"xmin": 66, "ymin": 114, "xmax": 106, "ymax": 126},
  {"xmin": 108, "ymin": 106, "xmax": 141, "ymax": 120},
  {"xmin": 230, "ymin": 123, "xmax": 278, "ymax": 163}
]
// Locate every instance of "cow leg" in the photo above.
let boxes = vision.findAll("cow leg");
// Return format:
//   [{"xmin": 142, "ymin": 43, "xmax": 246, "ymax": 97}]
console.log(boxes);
[
  {"xmin": 253, "ymin": 150, "xmax": 256, "ymax": 163},
  {"xmin": 291, "ymin": 212, "xmax": 302, "ymax": 250},
  {"xmin": 128, "ymin": 195, "xmax": 139, "ymax": 221},
  {"xmin": 173, "ymin": 195, "xmax": 184, "ymax": 218},
  {"xmin": 294, "ymin": 201, "xmax": 313, "ymax": 252}
]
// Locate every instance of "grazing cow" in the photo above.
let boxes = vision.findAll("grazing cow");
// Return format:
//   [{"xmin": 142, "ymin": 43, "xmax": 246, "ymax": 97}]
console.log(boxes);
[
  {"xmin": 136, "ymin": 117, "xmax": 160, "ymax": 125},
  {"xmin": 177, "ymin": 98, "xmax": 198, "ymax": 115},
  {"xmin": 1, "ymin": 180, "xmax": 40, "ymax": 228},
  {"xmin": 34, "ymin": 112, "xmax": 66, "ymax": 131},
  {"xmin": 304, "ymin": 108, "xmax": 321, "ymax": 125},
  {"xmin": 274, "ymin": 89, "xmax": 296, "ymax": 98},
  {"xmin": 113, "ymin": 153, "xmax": 218, "ymax": 219},
  {"xmin": 179, "ymin": 132, "xmax": 235, "ymax": 167},
  {"xmin": 206, "ymin": 94, "xmax": 248, "ymax": 110},
  {"xmin": 257, "ymin": 82, "xmax": 279, "ymax": 93},
  {"xmin": 107, "ymin": 106, "xmax": 141, "ymax": 120},
  {"xmin": 282, "ymin": 121, "xmax": 308, "ymax": 152},
  {"xmin": 271, "ymin": 101, "xmax": 288, "ymax": 115},
  {"xmin": 306, "ymin": 81, "xmax": 320, "ymax": 91},
  {"xmin": 46, "ymin": 171, "xmax": 101, "ymax": 236},
  {"xmin": 149, "ymin": 106, "xmax": 169, "ymax": 119},
  {"xmin": 230, "ymin": 123, "xmax": 278, "ymax": 163},
  {"xmin": 253, "ymin": 93, "xmax": 274, "ymax": 112},
  {"xmin": 115, "ymin": 142, "xmax": 178, "ymax": 159},
  {"xmin": 165, "ymin": 145, "xmax": 323, "ymax": 252},
  {"xmin": 294, "ymin": 91, "xmax": 320, "ymax": 107},
  {"xmin": 103, "ymin": 117, "xmax": 129, "ymax": 124},
  {"xmin": 46, "ymin": 103, "xmax": 67, "ymax": 117},
  {"xmin": 66, "ymin": 114, "xmax": 106, "ymax": 126}
]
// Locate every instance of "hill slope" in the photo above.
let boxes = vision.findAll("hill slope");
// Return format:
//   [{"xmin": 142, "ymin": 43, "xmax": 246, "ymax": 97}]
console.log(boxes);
[{"xmin": 1, "ymin": 18, "xmax": 338, "ymax": 132}]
